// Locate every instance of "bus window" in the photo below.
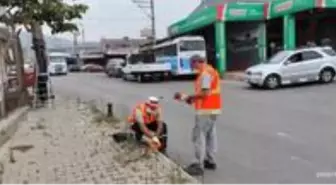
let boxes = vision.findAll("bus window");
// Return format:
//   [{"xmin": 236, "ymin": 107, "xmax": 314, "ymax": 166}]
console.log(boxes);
[
  {"xmin": 179, "ymin": 40, "xmax": 205, "ymax": 51},
  {"xmin": 164, "ymin": 45, "xmax": 177, "ymax": 56},
  {"xmin": 155, "ymin": 48, "xmax": 165, "ymax": 57},
  {"xmin": 129, "ymin": 53, "xmax": 155, "ymax": 64}
]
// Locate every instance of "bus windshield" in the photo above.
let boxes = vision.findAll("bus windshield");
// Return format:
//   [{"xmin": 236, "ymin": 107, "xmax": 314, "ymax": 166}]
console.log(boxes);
[{"xmin": 179, "ymin": 40, "xmax": 205, "ymax": 52}]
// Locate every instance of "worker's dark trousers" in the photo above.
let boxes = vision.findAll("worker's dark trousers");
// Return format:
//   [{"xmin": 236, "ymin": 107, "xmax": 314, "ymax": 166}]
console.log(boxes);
[{"xmin": 131, "ymin": 121, "xmax": 168, "ymax": 152}]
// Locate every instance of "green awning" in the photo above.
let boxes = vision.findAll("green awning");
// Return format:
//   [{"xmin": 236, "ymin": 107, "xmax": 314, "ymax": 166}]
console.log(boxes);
[
  {"xmin": 168, "ymin": 0, "xmax": 336, "ymax": 36},
  {"xmin": 168, "ymin": 6, "xmax": 217, "ymax": 36},
  {"xmin": 265, "ymin": 0, "xmax": 315, "ymax": 19},
  {"xmin": 324, "ymin": 0, "xmax": 336, "ymax": 7},
  {"xmin": 168, "ymin": 2, "xmax": 265, "ymax": 36}
]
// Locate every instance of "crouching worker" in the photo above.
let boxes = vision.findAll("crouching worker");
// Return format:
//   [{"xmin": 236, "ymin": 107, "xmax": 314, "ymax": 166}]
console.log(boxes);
[{"xmin": 127, "ymin": 96, "xmax": 168, "ymax": 154}]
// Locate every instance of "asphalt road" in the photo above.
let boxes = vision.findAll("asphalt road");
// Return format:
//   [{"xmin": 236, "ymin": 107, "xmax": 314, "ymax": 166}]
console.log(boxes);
[{"xmin": 52, "ymin": 73, "xmax": 336, "ymax": 183}]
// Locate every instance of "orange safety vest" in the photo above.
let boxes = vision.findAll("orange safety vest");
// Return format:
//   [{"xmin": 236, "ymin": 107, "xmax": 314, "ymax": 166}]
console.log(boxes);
[
  {"xmin": 127, "ymin": 103, "xmax": 159, "ymax": 124},
  {"xmin": 194, "ymin": 64, "xmax": 222, "ymax": 115}
]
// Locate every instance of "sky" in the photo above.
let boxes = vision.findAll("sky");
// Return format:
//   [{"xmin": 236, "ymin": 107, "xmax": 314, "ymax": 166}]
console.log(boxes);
[{"xmin": 48, "ymin": 0, "xmax": 201, "ymax": 42}]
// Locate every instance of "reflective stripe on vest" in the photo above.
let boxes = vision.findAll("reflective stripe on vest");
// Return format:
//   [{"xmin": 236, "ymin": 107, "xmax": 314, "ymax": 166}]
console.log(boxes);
[
  {"xmin": 194, "ymin": 64, "xmax": 222, "ymax": 115},
  {"xmin": 127, "ymin": 103, "xmax": 157, "ymax": 124}
]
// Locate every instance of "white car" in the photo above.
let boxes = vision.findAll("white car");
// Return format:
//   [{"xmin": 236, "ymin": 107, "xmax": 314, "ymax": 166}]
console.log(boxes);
[{"xmin": 245, "ymin": 46, "xmax": 336, "ymax": 89}]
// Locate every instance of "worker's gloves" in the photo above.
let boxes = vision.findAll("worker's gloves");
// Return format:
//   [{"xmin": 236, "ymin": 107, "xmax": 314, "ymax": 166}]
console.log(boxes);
[
  {"xmin": 185, "ymin": 96, "xmax": 194, "ymax": 104},
  {"xmin": 174, "ymin": 92, "xmax": 188, "ymax": 101},
  {"xmin": 149, "ymin": 136, "xmax": 161, "ymax": 152},
  {"xmin": 173, "ymin": 92, "xmax": 182, "ymax": 100},
  {"xmin": 152, "ymin": 136, "xmax": 161, "ymax": 146}
]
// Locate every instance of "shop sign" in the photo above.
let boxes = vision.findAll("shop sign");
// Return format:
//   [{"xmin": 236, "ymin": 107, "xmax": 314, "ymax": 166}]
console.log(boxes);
[
  {"xmin": 275, "ymin": 0, "xmax": 293, "ymax": 12},
  {"xmin": 229, "ymin": 9, "xmax": 247, "ymax": 16}
]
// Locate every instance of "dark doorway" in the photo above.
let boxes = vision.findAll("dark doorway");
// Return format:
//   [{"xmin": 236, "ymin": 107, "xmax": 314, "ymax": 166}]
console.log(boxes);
[
  {"xmin": 296, "ymin": 9, "xmax": 336, "ymax": 49},
  {"xmin": 266, "ymin": 17, "xmax": 283, "ymax": 58},
  {"xmin": 226, "ymin": 21, "xmax": 261, "ymax": 71},
  {"xmin": 202, "ymin": 24, "xmax": 217, "ymax": 68}
]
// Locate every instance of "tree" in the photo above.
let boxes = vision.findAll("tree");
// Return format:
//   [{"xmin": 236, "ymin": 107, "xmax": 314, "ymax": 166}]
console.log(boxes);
[
  {"xmin": 0, "ymin": 0, "xmax": 88, "ymax": 34},
  {"xmin": 0, "ymin": 0, "xmax": 88, "ymax": 105}
]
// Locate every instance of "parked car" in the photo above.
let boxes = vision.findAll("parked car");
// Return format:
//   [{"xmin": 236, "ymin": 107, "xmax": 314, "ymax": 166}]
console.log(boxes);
[
  {"xmin": 105, "ymin": 59, "xmax": 125, "ymax": 78},
  {"xmin": 68, "ymin": 64, "xmax": 81, "ymax": 72},
  {"xmin": 81, "ymin": 64, "xmax": 104, "ymax": 72},
  {"xmin": 245, "ymin": 46, "xmax": 336, "ymax": 89}
]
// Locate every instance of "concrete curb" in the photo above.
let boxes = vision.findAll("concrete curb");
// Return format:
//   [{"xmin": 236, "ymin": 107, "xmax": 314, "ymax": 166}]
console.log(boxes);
[
  {"xmin": 224, "ymin": 72, "xmax": 246, "ymax": 82},
  {"xmin": 91, "ymin": 101, "xmax": 199, "ymax": 183},
  {"xmin": 0, "ymin": 106, "xmax": 29, "ymax": 149}
]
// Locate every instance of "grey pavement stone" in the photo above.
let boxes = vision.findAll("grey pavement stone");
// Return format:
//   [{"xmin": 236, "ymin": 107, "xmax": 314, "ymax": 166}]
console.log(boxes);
[{"xmin": 0, "ymin": 98, "xmax": 197, "ymax": 184}]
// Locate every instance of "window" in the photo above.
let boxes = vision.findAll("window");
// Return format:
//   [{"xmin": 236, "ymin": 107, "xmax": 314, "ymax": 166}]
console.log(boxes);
[
  {"xmin": 155, "ymin": 48, "xmax": 165, "ymax": 57},
  {"xmin": 301, "ymin": 51, "xmax": 323, "ymax": 60},
  {"xmin": 288, "ymin": 53, "xmax": 303, "ymax": 63},
  {"xmin": 287, "ymin": 50, "xmax": 322, "ymax": 63},
  {"xmin": 50, "ymin": 56, "xmax": 66, "ymax": 63},
  {"xmin": 179, "ymin": 40, "xmax": 205, "ymax": 51},
  {"xmin": 165, "ymin": 45, "xmax": 177, "ymax": 56},
  {"xmin": 154, "ymin": 44, "xmax": 177, "ymax": 57},
  {"xmin": 129, "ymin": 53, "xmax": 155, "ymax": 64},
  {"xmin": 322, "ymin": 48, "xmax": 336, "ymax": 56},
  {"xmin": 268, "ymin": 51, "xmax": 290, "ymax": 64}
]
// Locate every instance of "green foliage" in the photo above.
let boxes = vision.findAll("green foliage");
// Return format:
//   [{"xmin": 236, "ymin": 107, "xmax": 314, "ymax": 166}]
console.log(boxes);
[{"xmin": 0, "ymin": 0, "xmax": 88, "ymax": 34}]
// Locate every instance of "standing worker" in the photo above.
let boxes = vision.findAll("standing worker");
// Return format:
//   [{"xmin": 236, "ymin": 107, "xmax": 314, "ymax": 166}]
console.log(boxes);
[
  {"xmin": 174, "ymin": 55, "xmax": 222, "ymax": 176},
  {"xmin": 127, "ymin": 96, "xmax": 168, "ymax": 154}
]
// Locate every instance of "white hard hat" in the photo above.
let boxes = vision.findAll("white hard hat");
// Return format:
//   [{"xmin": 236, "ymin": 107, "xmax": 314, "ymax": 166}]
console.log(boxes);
[{"xmin": 148, "ymin": 96, "xmax": 159, "ymax": 104}]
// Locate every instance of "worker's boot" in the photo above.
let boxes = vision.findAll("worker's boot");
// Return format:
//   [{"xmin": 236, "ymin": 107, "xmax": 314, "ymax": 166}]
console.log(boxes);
[
  {"xmin": 184, "ymin": 163, "xmax": 204, "ymax": 176},
  {"xmin": 204, "ymin": 160, "xmax": 217, "ymax": 170}
]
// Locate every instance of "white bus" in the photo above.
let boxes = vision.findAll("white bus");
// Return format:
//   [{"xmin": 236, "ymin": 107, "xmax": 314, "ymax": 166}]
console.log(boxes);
[
  {"xmin": 48, "ymin": 52, "xmax": 69, "ymax": 75},
  {"xmin": 153, "ymin": 36, "xmax": 206, "ymax": 76}
]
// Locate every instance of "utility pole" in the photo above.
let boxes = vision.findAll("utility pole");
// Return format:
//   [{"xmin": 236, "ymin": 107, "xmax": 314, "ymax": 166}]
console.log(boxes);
[
  {"xmin": 73, "ymin": 31, "xmax": 79, "ymax": 55},
  {"xmin": 149, "ymin": 0, "xmax": 156, "ymax": 44},
  {"xmin": 130, "ymin": 0, "xmax": 156, "ymax": 45}
]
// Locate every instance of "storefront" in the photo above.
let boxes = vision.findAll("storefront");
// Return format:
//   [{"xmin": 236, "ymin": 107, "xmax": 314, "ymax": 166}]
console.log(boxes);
[
  {"xmin": 168, "ymin": 0, "xmax": 336, "ymax": 76},
  {"xmin": 168, "ymin": 2, "xmax": 266, "ymax": 76}
]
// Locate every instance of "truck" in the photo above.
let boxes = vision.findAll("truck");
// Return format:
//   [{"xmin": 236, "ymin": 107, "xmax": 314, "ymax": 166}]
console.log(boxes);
[
  {"xmin": 121, "ymin": 51, "xmax": 171, "ymax": 83},
  {"xmin": 48, "ymin": 52, "xmax": 69, "ymax": 75}
]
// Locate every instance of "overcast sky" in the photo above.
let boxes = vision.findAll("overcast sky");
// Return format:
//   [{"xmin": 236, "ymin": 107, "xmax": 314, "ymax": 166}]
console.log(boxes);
[{"xmin": 47, "ymin": 0, "xmax": 200, "ymax": 42}]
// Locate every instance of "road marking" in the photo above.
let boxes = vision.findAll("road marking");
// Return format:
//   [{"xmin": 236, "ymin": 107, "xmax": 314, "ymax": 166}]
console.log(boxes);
[
  {"xmin": 290, "ymin": 156, "xmax": 313, "ymax": 166},
  {"xmin": 277, "ymin": 132, "xmax": 293, "ymax": 139}
]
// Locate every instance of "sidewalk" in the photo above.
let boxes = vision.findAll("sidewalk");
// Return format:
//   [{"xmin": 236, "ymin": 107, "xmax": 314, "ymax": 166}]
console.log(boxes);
[
  {"xmin": 223, "ymin": 71, "xmax": 246, "ymax": 82},
  {"xmin": 0, "ymin": 98, "xmax": 197, "ymax": 184}
]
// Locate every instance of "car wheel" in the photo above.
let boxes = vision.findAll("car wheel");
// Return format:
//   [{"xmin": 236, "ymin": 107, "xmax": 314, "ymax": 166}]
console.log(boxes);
[
  {"xmin": 263, "ymin": 74, "xmax": 280, "ymax": 89},
  {"xmin": 319, "ymin": 68, "xmax": 335, "ymax": 83}
]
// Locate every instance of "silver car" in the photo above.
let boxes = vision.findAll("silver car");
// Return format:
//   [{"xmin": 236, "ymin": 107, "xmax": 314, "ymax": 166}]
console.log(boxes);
[
  {"xmin": 105, "ymin": 59, "xmax": 125, "ymax": 78},
  {"xmin": 245, "ymin": 46, "xmax": 336, "ymax": 89}
]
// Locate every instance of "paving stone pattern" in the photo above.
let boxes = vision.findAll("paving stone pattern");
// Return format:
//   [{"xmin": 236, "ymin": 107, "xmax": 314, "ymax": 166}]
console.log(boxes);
[{"xmin": 1, "ymin": 98, "xmax": 196, "ymax": 184}]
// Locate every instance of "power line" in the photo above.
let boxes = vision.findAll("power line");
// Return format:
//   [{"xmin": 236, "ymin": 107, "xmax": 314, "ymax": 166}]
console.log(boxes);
[{"xmin": 130, "ymin": 0, "xmax": 156, "ymax": 44}]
